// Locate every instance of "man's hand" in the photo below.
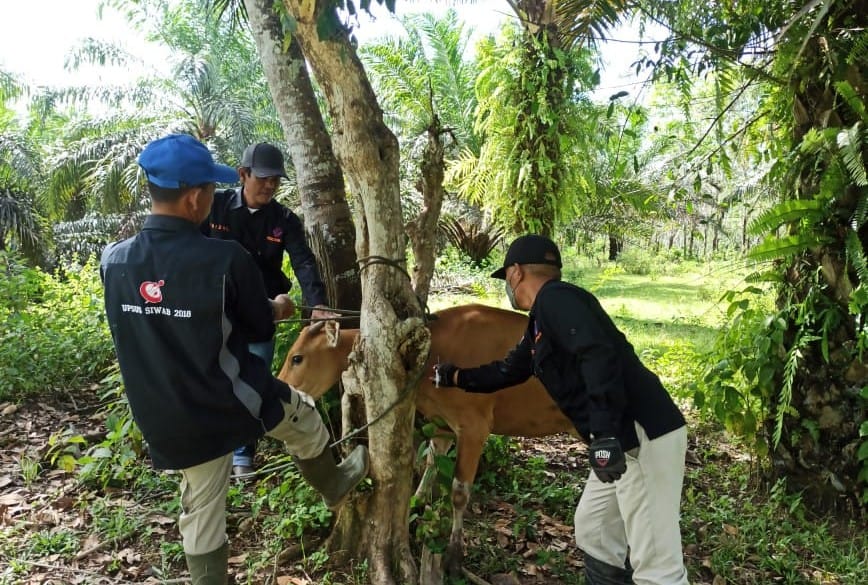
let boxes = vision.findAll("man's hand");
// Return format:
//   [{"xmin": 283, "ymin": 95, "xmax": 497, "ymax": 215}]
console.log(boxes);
[
  {"xmin": 311, "ymin": 304, "xmax": 340, "ymax": 322},
  {"xmin": 271, "ymin": 294, "xmax": 296, "ymax": 321},
  {"xmin": 431, "ymin": 363, "xmax": 459, "ymax": 388},
  {"xmin": 589, "ymin": 436, "xmax": 626, "ymax": 483}
]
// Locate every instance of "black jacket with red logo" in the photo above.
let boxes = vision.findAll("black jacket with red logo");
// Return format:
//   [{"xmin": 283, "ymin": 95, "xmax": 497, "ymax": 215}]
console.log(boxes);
[
  {"xmin": 100, "ymin": 214, "xmax": 292, "ymax": 470},
  {"xmin": 456, "ymin": 280, "xmax": 686, "ymax": 451},
  {"xmin": 204, "ymin": 188, "xmax": 327, "ymax": 304}
]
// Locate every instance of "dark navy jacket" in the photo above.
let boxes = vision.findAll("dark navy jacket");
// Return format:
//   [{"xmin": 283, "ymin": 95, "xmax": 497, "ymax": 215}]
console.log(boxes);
[
  {"xmin": 457, "ymin": 280, "xmax": 685, "ymax": 451},
  {"xmin": 100, "ymin": 215, "xmax": 292, "ymax": 469},
  {"xmin": 204, "ymin": 188, "xmax": 327, "ymax": 305}
]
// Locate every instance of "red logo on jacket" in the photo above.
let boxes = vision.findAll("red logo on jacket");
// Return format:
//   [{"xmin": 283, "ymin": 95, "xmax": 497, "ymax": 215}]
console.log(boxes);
[
  {"xmin": 139, "ymin": 280, "xmax": 165, "ymax": 303},
  {"xmin": 266, "ymin": 227, "xmax": 283, "ymax": 244}
]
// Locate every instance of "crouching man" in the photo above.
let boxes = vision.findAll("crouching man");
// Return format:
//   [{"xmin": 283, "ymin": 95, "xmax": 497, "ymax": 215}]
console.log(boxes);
[{"xmin": 100, "ymin": 134, "xmax": 368, "ymax": 584}]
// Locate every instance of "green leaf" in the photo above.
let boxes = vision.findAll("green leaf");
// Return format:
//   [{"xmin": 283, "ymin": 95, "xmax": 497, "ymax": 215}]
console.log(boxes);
[
  {"xmin": 434, "ymin": 454, "xmax": 455, "ymax": 478},
  {"xmin": 57, "ymin": 454, "xmax": 77, "ymax": 472},
  {"xmin": 858, "ymin": 440, "xmax": 868, "ymax": 461},
  {"xmin": 759, "ymin": 364, "xmax": 776, "ymax": 387},
  {"xmin": 743, "ymin": 411, "xmax": 757, "ymax": 435},
  {"xmin": 421, "ymin": 422, "xmax": 439, "ymax": 439},
  {"xmin": 748, "ymin": 234, "xmax": 833, "ymax": 263}
]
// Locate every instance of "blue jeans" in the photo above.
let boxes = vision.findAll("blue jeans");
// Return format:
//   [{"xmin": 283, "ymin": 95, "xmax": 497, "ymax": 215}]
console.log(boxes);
[{"xmin": 233, "ymin": 340, "xmax": 275, "ymax": 468}]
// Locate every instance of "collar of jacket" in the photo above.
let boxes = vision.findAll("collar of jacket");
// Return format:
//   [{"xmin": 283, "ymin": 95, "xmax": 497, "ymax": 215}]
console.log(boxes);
[
  {"xmin": 227, "ymin": 187, "xmax": 281, "ymax": 213},
  {"xmin": 226, "ymin": 188, "xmax": 244, "ymax": 210},
  {"xmin": 144, "ymin": 214, "xmax": 201, "ymax": 232}
]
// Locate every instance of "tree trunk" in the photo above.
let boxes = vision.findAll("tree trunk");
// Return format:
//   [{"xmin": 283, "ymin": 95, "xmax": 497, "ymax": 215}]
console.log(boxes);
[
  {"xmin": 283, "ymin": 2, "xmax": 429, "ymax": 582},
  {"xmin": 406, "ymin": 114, "xmax": 446, "ymax": 306},
  {"xmin": 244, "ymin": 0, "xmax": 361, "ymax": 323},
  {"xmin": 607, "ymin": 234, "xmax": 622, "ymax": 261},
  {"xmin": 768, "ymin": 19, "xmax": 868, "ymax": 508},
  {"xmin": 512, "ymin": 26, "xmax": 564, "ymax": 237}
]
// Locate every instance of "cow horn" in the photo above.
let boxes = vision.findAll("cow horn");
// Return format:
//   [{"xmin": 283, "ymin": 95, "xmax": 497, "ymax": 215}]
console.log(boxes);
[{"xmin": 309, "ymin": 320, "xmax": 326, "ymax": 334}]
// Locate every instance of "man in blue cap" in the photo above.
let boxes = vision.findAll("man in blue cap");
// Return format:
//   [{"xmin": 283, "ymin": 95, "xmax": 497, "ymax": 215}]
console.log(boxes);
[
  {"xmin": 100, "ymin": 134, "xmax": 368, "ymax": 585},
  {"xmin": 433, "ymin": 234, "xmax": 689, "ymax": 585},
  {"xmin": 205, "ymin": 142, "xmax": 336, "ymax": 478}
]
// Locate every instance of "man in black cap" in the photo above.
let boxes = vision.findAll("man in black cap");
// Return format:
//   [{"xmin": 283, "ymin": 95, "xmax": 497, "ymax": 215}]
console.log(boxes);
[
  {"xmin": 205, "ymin": 142, "xmax": 337, "ymax": 477},
  {"xmin": 101, "ymin": 134, "xmax": 368, "ymax": 585},
  {"xmin": 433, "ymin": 234, "xmax": 690, "ymax": 585}
]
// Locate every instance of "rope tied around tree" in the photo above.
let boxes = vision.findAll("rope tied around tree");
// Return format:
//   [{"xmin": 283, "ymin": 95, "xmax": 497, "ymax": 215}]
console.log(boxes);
[
  {"xmin": 235, "ymin": 253, "xmax": 435, "ymax": 479},
  {"xmin": 326, "ymin": 253, "xmax": 432, "ymax": 448}
]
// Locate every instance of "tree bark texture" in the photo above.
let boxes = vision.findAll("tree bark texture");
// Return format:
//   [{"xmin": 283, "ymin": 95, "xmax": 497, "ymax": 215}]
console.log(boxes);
[
  {"xmin": 406, "ymin": 114, "xmax": 446, "ymax": 306},
  {"xmin": 283, "ymin": 1, "xmax": 429, "ymax": 582},
  {"xmin": 244, "ymin": 0, "xmax": 361, "ymax": 321}
]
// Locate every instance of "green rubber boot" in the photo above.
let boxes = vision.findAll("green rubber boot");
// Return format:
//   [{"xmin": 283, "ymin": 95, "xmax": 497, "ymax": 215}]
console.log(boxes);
[
  {"xmin": 185, "ymin": 542, "xmax": 228, "ymax": 585},
  {"xmin": 294, "ymin": 444, "xmax": 369, "ymax": 509}
]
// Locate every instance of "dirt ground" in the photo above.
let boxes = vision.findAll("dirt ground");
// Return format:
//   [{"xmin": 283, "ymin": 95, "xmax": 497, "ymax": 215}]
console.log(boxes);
[{"xmin": 0, "ymin": 386, "xmax": 843, "ymax": 585}]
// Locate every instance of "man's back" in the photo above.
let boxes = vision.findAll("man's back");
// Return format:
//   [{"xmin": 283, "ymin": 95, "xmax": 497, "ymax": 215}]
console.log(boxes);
[{"xmin": 101, "ymin": 214, "xmax": 287, "ymax": 469}]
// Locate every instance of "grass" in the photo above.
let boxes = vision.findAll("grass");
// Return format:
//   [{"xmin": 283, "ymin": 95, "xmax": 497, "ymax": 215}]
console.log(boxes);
[
  {"xmin": 429, "ymin": 253, "xmax": 867, "ymax": 584},
  {"xmin": 2, "ymin": 252, "xmax": 865, "ymax": 584}
]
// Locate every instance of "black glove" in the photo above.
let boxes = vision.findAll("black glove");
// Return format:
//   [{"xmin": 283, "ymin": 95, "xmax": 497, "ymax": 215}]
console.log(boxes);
[
  {"xmin": 589, "ymin": 436, "xmax": 626, "ymax": 483},
  {"xmin": 432, "ymin": 363, "xmax": 458, "ymax": 388}
]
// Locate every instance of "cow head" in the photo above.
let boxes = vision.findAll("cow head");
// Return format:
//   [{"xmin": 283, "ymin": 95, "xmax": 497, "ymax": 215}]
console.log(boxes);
[{"xmin": 277, "ymin": 319, "xmax": 352, "ymax": 400}]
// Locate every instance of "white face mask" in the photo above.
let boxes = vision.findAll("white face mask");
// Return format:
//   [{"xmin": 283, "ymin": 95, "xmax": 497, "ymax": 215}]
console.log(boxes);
[{"xmin": 505, "ymin": 274, "xmax": 519, "ymax": 309}]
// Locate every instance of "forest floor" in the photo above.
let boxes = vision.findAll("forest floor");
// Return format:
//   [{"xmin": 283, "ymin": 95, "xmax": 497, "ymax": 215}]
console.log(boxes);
[{"xmin": 1, "ymin": 385, "xmax": 865, "ymax": 585}]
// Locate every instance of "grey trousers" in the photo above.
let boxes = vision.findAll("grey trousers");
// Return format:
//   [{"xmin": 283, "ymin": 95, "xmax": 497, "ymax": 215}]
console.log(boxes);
[
  {"xmin": 575, "ymin": 423, "xmax": 690, "ymax": 585},
  {"xmin": 178, "ymin": 391, "xmax": 328, "ymax": 554}
]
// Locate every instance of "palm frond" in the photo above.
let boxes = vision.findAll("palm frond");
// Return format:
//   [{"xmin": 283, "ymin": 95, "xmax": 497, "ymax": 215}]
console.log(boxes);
[
  {"xmin": 555, "ymin": 0, "xmax": 630, "ymax": 49},
  {"xmin": 0, "ymin": 188, "xmax": 46, "ymax": 261},
  {"xmin": 439, "ymin": 216, "xmax": 504, "ymax": 266},
  {"xmin": 747, "ymin": 233, "xmax": 832, "ymax": 263},
  {"xmin": 0, "ymin": 69, "xmax": 24, "ymax": 103},
  {"xmin": 746, "ymin": 199, "xmax": 826, "ymax": 236},
  {"xmin": 845, "ymin": 230, "xmax": 868, "ymax": 286},
  {"xmin": 64, "ymin": 37, "xmax": 145, "ymax": 71},
  {"xmin": 836, "ymin": 123, "xmax": 867, "ymax": 187}
]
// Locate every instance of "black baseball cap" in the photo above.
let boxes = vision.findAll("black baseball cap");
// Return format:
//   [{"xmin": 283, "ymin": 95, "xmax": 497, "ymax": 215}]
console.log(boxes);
[
  {"xmin": 240, "ymin": 143, "xmax": 288, "ymax": 178},
  {"xmin": 491, "ymin": 234, "xmax": 562, "ymax": 279}
]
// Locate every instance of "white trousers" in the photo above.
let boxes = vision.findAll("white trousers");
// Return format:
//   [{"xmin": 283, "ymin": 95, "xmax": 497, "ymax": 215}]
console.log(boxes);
[
  {"xmin": 575, "ymin": 424, "xmax": 689, "ymax": 585},
  {"xmin": 178, "ymin": 391, "xmax": 329, "ymax": 554}
]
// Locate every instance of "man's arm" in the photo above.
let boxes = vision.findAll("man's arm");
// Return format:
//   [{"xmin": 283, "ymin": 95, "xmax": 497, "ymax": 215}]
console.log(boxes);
[
  {"xmin": 281, "ymin": 211, "xmax": 328, "ymax": 307},
  {"xmin": 435, "ymin": 334, "xmax": 534, "ymax": 393}
]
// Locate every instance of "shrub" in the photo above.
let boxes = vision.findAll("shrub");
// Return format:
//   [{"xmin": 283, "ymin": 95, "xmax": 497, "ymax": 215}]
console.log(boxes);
[
  {"xmin": 0, "ymin": 253, "xmax": 114, "ymax": 400},
  {"xmin": 617, "ymin": 247, "xmax": 664, "ymax": 276},
  {"xmin": 439, "ymin": 217, "xmax": 504, "ymax": 267}
]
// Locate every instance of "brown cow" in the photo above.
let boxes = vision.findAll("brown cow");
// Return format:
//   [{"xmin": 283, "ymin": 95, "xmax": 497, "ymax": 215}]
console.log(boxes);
[{"xmin": 278, "ymin": 303, "xmax": 578, "ymax": 574}]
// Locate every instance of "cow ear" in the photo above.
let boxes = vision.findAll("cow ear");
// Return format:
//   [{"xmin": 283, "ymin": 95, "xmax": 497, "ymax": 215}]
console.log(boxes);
[{"xmin": 324, "ymin": 320, "xmax": 340, "ymax": 348}]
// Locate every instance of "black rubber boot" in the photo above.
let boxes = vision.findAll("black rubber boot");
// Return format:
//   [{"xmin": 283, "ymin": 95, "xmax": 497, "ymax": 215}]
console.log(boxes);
[
  {"xmin": 185, "ymin": 542, "xmax": 228, "ymax": 585},
  {"xmin": 293, "ymin": 444, "xmax": 369, "ymax": 509},
  {"xmin": 584, "ymin": 553, "xmax": 634, "ymax": 585}
]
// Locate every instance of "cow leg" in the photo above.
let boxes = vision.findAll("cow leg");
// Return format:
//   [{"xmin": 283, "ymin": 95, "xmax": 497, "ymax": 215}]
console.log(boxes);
[
  {"xmin": 445, "ymin": 476, "xmax": 471, "ymax": 577},
  {"xmin": 414, "ymin": 434, "xmax": 453, "ymax": 503},
  {"xmin": 444, "ymin": 429, "xmax": 488, "ymax": 578}
]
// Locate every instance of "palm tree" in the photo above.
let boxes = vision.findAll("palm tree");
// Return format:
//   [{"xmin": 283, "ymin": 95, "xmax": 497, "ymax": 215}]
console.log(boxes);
[
  {"xmin": 450, "ymin": 20, "xmax": 600, "ymax": 236},
  {"xmin": 360, "ymin": 9, "xmax": 480, "ymax": 302},
  {"xmin": 36, "ymin": 0, "xmax": 283, "ymax": 260},
  {"xmin": 0, "ymin": 72, "xmax": 49, "ymax": 264},
  {"xmin": 447, "ymin": 0, "xmax": 629, "ymax": 237}
]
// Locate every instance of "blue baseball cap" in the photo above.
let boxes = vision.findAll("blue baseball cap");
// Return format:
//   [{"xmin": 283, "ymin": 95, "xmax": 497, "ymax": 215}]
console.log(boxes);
[{"xmin": 138, "ymin": 134, "xmax": 238, "ymax": 188}]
